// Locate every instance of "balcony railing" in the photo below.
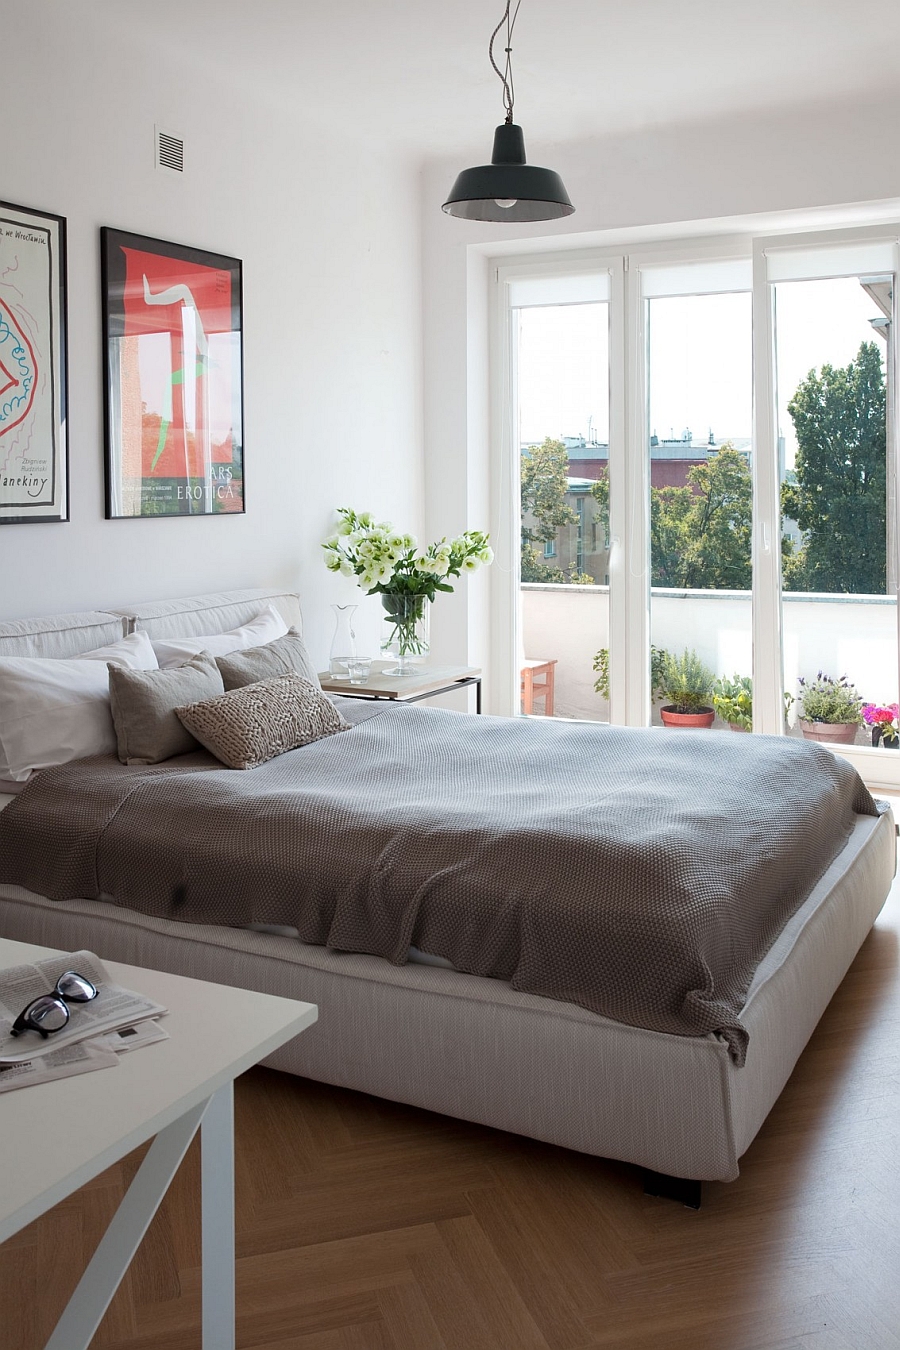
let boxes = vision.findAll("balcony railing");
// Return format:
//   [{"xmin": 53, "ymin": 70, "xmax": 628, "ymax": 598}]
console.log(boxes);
[{"xmin": 521, "ymin": 583, "xmax": 898, "ymax": 738}]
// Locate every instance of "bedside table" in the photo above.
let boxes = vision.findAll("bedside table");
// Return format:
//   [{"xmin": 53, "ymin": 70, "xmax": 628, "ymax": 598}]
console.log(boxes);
[{"xmin": 320, "ymin": 663, "xmax": 482, "ymax": 713}]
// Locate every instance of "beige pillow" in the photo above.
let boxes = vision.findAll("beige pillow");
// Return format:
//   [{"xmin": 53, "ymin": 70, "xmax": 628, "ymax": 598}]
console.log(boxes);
[
  {"xmin": 176, "ymin": 673, "xmax": 349, "ymax": 770},
  {"xmin": 108, "ymin": 653, "xmax": 225, "ymax": 765},
  {"xmin": 216, "ymin": 629, "xmax": 320, "ymax": 691}
]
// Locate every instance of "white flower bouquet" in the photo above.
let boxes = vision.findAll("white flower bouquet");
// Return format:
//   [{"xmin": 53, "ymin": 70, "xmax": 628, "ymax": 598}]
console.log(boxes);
[{"xmin": 322, "ymin": 508, "xmax": 493, "ymax": 666}]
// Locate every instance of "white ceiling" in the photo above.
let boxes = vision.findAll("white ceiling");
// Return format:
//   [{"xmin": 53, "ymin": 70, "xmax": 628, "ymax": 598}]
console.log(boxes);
[{"xmin": 106, "ymin": 0, "xmax": 900, "ymax": 161}]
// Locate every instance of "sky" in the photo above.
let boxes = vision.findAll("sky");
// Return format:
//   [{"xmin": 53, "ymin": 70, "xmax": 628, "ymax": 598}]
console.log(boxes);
[{"xmin": 516, "ymin": 277, "xmax": 887, "ymax": 467}]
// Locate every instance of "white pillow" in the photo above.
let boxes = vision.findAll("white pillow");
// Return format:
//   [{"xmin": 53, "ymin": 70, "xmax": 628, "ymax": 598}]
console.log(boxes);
[
  {"xmin": 150, "ymin": 605, "xmax": 289, "ymax": 668},
  {"xmin": 0, "ymin": 630, "xmax": 159, "ymax": 783}
]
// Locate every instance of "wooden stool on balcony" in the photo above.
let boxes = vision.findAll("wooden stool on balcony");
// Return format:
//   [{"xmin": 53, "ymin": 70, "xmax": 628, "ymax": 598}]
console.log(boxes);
[{"xmin": 521, "ymin": 659, "xmax": 557, "ymax": 716}]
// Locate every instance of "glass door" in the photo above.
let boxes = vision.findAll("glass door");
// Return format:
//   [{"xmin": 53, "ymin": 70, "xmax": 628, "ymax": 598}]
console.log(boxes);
[
  {"xmin": 754, "ymin": 230, "xmax": 900, "ymax": 778},
  {"xmin": 640, "ymin": 260, "xmax": 753, "ymax": 730},
  {"xmin": 507, "ymin": 270, "xmax": 613, "ymax": 720}
]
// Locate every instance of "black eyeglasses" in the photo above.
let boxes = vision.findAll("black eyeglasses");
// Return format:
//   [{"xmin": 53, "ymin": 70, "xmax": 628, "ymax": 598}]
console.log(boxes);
[{"xmin": 9, "ymin": 971, "xmax": 98, "ymax": 1039}]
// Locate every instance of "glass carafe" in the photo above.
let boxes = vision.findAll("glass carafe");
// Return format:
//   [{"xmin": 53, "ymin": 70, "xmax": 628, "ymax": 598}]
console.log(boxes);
[{"xmin": 329, "ymin": 604, "xmax": 357, "ymax": 677}]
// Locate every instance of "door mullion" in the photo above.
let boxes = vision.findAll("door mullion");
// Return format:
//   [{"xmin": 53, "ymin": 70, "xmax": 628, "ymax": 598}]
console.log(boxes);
[
  {"xmin": 751, "ymin": 244, "xmax": 785, "ymax": 736},
  {"xmin": 614, "ymin": 259, "xmax": 650, "ymax": 726}
]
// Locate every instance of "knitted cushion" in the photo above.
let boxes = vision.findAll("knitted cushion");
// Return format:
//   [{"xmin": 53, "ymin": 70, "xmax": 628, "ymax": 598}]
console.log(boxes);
[{"xmin": 176, "ymin": 674, "xmax": 348, "ymax": 770}]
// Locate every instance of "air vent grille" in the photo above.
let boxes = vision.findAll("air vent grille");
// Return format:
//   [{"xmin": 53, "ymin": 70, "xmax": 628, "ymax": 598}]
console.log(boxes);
[{"xmin": 155, "ymin": 127, "xmax": 184, "ymax": 175}]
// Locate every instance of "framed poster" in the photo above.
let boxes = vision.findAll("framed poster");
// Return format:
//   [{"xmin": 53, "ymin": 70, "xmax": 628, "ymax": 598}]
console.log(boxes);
[
  {"xmin": 101, "ymin": 228, "xmax": 244, "ymax": 518},
  {"xmin": 0, "ymin": 200, "xmax": 68, "ymax": 524}
]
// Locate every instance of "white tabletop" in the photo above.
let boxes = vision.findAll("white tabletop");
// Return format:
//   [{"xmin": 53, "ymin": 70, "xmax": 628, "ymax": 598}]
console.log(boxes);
[
  {"xmin": 0, "ymin": 937, "xmax": 317, "ymax": 1244},
  {"xmin": 319, "ymin": 662, "xmax": 481, "ymax": 700}
]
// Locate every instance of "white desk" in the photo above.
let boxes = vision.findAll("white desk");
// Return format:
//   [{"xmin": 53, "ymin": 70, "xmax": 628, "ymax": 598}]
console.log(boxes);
[{"xmin": 0, "ymin": 937, "xmax": 317, "ymax": 1350}]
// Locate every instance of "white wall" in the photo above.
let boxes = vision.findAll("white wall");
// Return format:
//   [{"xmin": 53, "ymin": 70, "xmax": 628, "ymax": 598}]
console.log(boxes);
[
  {"xmin": 0, "ymin": 4, "xmax": 423, "ymax": 668},
  {"xmin": 422, "ymin": 94, "xmax": 900, "ymax": 704}
]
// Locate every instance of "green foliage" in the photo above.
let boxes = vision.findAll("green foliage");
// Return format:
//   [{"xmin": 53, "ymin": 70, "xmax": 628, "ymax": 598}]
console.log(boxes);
[
  {"xmin": 591, "ymin": 445, "xmax": 753, "ymax": 591},
  {"xmin": 521, "ymin": 439, "xmax": 595, "ymax": 584},
  {"xmin": 784, "ymin": 342, "xmax": 886, "ymax": 595},
  {"xmin": 653, "ymin": 447, "xmax": 752, "ymax": 589},
  {"xmin": 797, "ymin": 673, "xmax": 863, "ymax": 725},
  {"xmin": 713, "ymin": 674, "xmax": 753, "ymax": 730},
  {"xmin": 520, "ymin": 548, "xmax": 594, "ymax": 585},
  {"xmin": 593, "ymin": 646, "xmax": 668, "ymax": 702},
  {"xmin": 660, "ymin": 649, "xmax": 716, "ymax": 714},
  {"xmin": 521, "ymin": 438, "xmax": 577, "ymax": 546},
  {"xmin": 520, "ymin": 547, "xmax": 568, "ymax": 584}
]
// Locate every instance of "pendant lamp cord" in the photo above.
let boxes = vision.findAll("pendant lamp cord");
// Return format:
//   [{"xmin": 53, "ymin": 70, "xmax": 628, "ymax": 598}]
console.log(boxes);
[{"xmin": 489, "ymin": 0, "xmax": 522, "ymax": 124}]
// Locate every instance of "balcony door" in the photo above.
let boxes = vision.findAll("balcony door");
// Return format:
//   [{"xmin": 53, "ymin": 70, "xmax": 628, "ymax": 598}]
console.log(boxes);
[
  {"xmin": 496, "ymin": 225, "xmax": 900, "ymax": 786},
  {"xmin": 753, "ymin": 229, "xmax": 900, "ymax": 779}
]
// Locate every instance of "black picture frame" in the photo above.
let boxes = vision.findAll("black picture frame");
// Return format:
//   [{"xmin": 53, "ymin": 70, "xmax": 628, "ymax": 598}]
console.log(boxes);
[
  {"xmin": 101, "ymin": 228, "xmax": 245, "ymax": 519},
  {"xmin": 0, "ymin": 200, "xmax": 68, "ymax": 524}
]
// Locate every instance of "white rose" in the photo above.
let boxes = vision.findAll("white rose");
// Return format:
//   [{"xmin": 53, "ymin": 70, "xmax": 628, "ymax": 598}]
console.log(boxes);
[
  {"xmin": 339, "ymin": 560, "xmax": 355, "ymax": 578},
  {"xmin": 463, "ymin": 556, "xmax": 480, "ymax": 572},
  {"xmin": 479, "ymin": 546, "xmax": 494, "ymax": 565},
  {"xmin": 337, "ymin": 518, "xmax": 355, "ymax": 537},
  {"xmin": 324, "ymin": 554, "xmax": 341, "ymax": 572}
]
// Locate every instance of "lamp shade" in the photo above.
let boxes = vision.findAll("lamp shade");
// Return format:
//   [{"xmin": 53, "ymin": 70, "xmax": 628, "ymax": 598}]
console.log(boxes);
[{"xmin": 442, "ymin": 123, "xmax": 574, "ymax": 222}]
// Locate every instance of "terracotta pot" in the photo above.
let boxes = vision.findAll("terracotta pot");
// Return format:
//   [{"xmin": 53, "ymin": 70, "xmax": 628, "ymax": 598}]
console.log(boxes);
[
  {"xmin": 798, "ymin": 719, "xmax": 859, "ymax": 746},
  {"xmin": 727, "ymin": 722, "xmax": 751, "ymax": 733},
  {"xmin": 660, "ymin": 706, "xmax": 715, "ymax": 729}
]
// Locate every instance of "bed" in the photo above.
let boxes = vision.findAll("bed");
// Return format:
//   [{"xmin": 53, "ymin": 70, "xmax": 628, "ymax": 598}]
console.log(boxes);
[{"xmin": 0, "ymin": 587, "xmax": 894, "ymax": 1202}]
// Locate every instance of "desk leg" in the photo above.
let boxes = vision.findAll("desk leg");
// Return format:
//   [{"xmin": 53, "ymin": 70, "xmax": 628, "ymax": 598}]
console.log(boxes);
[
  {"xmin": 476, "ymin": 679, "xmax": 482, "ymax": 714},
  {"xmin": 44, "ymin": 1098, "xmax": 207, "ymax": 1350},
  {"xmin": 201, "ymin": 1081, "xmax": 235, "ymax": 1350}
]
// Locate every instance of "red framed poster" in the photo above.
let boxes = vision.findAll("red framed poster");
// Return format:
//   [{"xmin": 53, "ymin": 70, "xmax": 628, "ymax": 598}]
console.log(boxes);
[{"xmin": 101, "ymin": 229, "xmax": 244, "ymax": 518}]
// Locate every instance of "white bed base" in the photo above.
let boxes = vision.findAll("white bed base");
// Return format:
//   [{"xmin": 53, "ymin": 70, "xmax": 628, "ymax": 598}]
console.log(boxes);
[{"xmin": 0, "ymin": 590, "xmax": 894, "ymax": 1186}]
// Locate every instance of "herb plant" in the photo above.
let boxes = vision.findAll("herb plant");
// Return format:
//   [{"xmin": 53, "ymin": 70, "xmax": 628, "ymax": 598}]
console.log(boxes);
[{"xmin": 797, "ymin": 673, "xmax": 863, "ymax": 725}]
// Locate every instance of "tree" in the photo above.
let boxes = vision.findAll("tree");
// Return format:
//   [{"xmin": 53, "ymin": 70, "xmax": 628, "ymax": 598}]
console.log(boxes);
[
  {"xmin": 591, "ymin": 444, "xmax": 753, "ymax": 589},
  {"xmin": 521, "ymin": 437, "xmax": 579, "ymax": 583},
  {"xmin": 675, "ymin": 448, "xmax": 753, "ymax": 589},
  {"xmin": 781, "ymin": 341, "xmax": 886, "ymax": 594}
]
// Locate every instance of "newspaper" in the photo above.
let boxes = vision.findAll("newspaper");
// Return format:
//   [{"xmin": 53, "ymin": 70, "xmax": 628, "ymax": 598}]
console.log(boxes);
[
  {"xmin": 0, "ymin": 1018, "xmax": 170, "ymax": 1094},
  {"xmin": 0, "ymin": 949, "xmax": 167, "ymax": 1064},
  {"xmin": 0, "ymin": 1040, "xmax": 119, "ymax": 1093}
]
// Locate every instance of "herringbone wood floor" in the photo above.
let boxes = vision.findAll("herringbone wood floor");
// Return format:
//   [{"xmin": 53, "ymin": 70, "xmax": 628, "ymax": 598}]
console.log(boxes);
[{"xmin": 2, "ymin": 878, "xmax": 899, "ymax": 1350}]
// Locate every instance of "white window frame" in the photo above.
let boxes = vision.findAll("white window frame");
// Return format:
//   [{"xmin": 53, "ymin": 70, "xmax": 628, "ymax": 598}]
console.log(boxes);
[
  {"xmin": 752, "ymin": 224, "xmax": 900, "ymax": 785},
  {"xmin": 492, "ymin": 226, "xmax": 900, "ymax": 790}
]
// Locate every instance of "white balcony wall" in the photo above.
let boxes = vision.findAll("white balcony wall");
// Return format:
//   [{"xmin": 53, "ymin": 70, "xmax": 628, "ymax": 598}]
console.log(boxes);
[
  {"xmin": 521, "ymin": 584, "xmax": 611, "ymax": 721},
  {"xmin": 521, "ymin": 584, "xmax": 898, "ymax": 724}
]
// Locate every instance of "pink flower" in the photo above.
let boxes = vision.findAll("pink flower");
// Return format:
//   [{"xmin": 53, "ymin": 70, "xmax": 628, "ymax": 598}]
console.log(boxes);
[{"xmin": 862, "ymin": 702, "xmax": 900, "ymax": 727}]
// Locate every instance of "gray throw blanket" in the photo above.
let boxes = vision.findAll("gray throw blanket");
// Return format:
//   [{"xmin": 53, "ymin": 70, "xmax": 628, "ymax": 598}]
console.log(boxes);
[{"xmin": 0, "ymin": 703, "xmax": 878, "ymax": 1064}]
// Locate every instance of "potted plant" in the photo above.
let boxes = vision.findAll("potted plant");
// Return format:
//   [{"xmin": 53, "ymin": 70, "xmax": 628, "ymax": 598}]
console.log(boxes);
[
  {"xmin": 592, "ymin": 646, "xmax": 668, "ymax": 705},
  {"xmin": 659, "ymin": 650, "xmax": 716, "ymax": 728},
  {"xmin": 712, "ymin": 674, "xmax": 752, "ymax": 731},
  {"xmin": 712, "ymin": 676, "xmax": 795, "ymax": 732},
  {"xmin": 797, "ymin": 673, "xmax": 862, "ymax": 745},
  {"xmin": 862, "ymin": 702, "xmax": 900, "ymax": 748}
]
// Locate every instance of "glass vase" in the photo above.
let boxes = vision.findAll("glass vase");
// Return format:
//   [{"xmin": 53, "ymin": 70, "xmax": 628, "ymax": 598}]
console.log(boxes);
[
  {"xmin": 380, "ymin": 593, "xmax": 430, "ymax": 676},
  {"xmin": 329, "ymin": 603, "xmax": 357, "ymax": 677}
]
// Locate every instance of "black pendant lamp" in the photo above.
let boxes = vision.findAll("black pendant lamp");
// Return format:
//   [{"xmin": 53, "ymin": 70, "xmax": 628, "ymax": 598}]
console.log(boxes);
[{"xmin": 442, "ymin": 0, "xmax": 574, "ymax": 223}]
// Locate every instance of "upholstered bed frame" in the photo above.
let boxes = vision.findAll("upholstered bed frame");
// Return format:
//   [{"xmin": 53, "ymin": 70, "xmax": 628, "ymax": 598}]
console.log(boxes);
[{"xmin": 0, "ymin": 589, "xmax": 894, "ymax": 1196}]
